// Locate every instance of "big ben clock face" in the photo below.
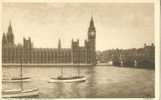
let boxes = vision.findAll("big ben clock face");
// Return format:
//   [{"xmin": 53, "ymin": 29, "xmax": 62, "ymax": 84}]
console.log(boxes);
[{"xmin": 91, "ymin": 32, "xmax": 95, "ymax": 36}]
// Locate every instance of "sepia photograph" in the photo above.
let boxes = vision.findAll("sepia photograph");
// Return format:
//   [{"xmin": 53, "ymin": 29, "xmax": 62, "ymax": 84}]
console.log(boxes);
[{"xmin": 1, "ymin": 0, "xmax": 158, "ymax": 99}]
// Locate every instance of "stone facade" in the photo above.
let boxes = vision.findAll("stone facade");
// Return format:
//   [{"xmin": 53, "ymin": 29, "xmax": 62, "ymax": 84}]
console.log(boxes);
[
  {"xmin": 2, "ymin": 17, "xmax": 96, "ymax": 65},
  {"xmin": 97, "ymin": 44, "xmax": 155, "ymax": 68}
]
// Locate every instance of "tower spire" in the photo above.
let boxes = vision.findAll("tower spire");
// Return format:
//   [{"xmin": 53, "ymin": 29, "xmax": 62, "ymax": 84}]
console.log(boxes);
[
  {"xmin": 90, "ymin": 16, "xmax": 94, "ymax": 28},
  {"xmin": 8, "ymin": 20, "xmax": 13, "ymax": 34},
  {"xmin": 88, "ymin": 16, "xmax": 95, "ymax": 33},
  {"xmin": 7, "ymin": 20, "xmax": 14, "ymax": 45},
  {"xmin": 9, "ymin": 20, "xmax": 11, "ymax": 26},
  {"xmin": 58, "ymin": 38, "xmax": 61, "ymax": 49}
]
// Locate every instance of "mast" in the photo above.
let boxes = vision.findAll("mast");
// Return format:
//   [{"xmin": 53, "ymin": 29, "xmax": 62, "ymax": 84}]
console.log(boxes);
[
  {"xmin": 60, "ymin": 52, "xmax": 63, "ymax": 77},
  {"xmin": 71, "ymin": 47, "xmax": 73, "ymax": 77},
  {"xmin": 20, "ymin": 53, "xmax": 23, "ymax": 91},
  {"xmin": 78, "ymin": 64, "xmax": 80, "ymax": 77},
  {"xmin": 58, "ymin": 38, "xmax": 63, "ymax": 77},
  {"xmin": 61, "ymin": 66, "xmax": 63, "ymax": 77},
  {"xmin": 77, "ymin": 50, "xmax": 80, "ymax": 77}
]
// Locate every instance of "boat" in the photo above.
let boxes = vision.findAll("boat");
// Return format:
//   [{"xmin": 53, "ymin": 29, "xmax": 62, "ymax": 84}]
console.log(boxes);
[
  {"xmin": 2, "ymin": 58, "xmax": 31, "ymax": 83},
  {"xmin": 2, "ymin": 77, "xmax": 31, "ymax": 83},
  {"xmin": 48, "ymin": 64, "xmax": 86, "ymax": 83},
  {"xmin": 49, "ymin": 42, "xmax": 86, "ymax": 83},
  {"xmin": 2, "ymin": 56, "xmax": 39, "ymax": 98},
  {"xmin": 48, "ymin": 76, "xmax": 86, "ymax": 83},
  {"xmin": 2, "ymin": 89, "xmax": 21, "ymax": 94},
  {"xmin": 2, "ymin": 88, "xmax": 39, "ymax": 98}
]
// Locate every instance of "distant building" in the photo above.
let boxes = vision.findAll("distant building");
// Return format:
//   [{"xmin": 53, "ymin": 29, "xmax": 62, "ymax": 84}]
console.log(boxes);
[
  {"xmin": 97, "ymin": 44, "xmax": 155, "ymax": 68},
  {"xmin": 2, "ymin": 17, "xmax": 96, "ymax": 65}
]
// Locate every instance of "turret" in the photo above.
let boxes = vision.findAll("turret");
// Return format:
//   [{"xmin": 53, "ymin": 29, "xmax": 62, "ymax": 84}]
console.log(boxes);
[
  {"xmin": 23, "ymin": 37, "xmax": 33, "ymax": 48},
  {"xmin": 58, "ymin": 38, "xmax": 61, "ymax": 49},
  {"xmin": 2, "ymin": 32, "xmax": 7, "ymax": 46},
  {"xmin": 6, "ymin": 21, "xmax": 14, "ymax": 45}
]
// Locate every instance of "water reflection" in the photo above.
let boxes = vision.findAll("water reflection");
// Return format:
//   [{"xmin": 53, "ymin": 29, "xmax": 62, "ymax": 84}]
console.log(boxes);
[
  {"xmin": 71, "ymin": 82, "xmax": 81, "ymax": 97},
  {"xmin": 86, "ymin": 66, "xmax": 97, "ymax": 97},
  {"xmin": 2, "ymin": 65, "xmax": 154, "ymax": 98},
  {"xmin": 52, "ymin": 81, "xmax": 84, "ymax": 98},
  {"xmin": 53, "ymin": 83, "xmax": 64, "ymax": 98}
]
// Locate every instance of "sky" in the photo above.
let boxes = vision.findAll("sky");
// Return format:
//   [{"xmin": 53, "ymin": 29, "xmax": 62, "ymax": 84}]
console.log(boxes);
[{"xmin": 2, "ymin": 3, "xmax": 154, "ymax": 51}]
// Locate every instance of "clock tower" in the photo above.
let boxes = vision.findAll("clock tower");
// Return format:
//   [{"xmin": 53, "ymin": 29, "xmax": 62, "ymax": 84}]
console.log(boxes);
[{"xmin": 87, "ymin": 17, "xmax": 96, "ymax": 65}]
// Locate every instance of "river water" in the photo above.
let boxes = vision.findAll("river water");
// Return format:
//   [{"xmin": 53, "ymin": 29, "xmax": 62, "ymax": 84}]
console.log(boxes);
[{"xmin": 2, "ymin": 65, "xmax": 154, "ymax": 98}]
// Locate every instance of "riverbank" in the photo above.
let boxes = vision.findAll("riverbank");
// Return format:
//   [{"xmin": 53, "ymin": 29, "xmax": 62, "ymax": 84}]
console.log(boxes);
[{"xmin": 2, "ymin": 63, "xmax": 93, "ymax": 67}]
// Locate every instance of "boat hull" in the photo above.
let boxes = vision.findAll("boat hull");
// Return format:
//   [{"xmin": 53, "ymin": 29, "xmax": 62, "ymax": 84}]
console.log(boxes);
[
  {"xmin": 2, "ymin": 89, "xmax": 21, "ymax": 94},
  {"xmin": 2, "ymin": 88, "xmax": 39, "ymax": 98},
  {"xmin": 48, "ymin": 76, "xmax": 86, "ymax": 83},
  {"xmin": 2, "ymin": 77, "xmax": 31, "ymax": 83}
]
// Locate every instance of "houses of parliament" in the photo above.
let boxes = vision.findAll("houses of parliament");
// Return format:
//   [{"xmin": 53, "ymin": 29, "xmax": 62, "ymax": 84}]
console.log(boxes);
[{"xmin": 2, "ymin": 17, "xmax": 96, "ymax": 65}]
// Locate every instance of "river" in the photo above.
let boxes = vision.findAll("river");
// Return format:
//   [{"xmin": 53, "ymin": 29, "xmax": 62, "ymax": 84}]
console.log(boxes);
[{"xmin": 2, "ymin": 65, "xmax": 154, "ymax": 98}]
